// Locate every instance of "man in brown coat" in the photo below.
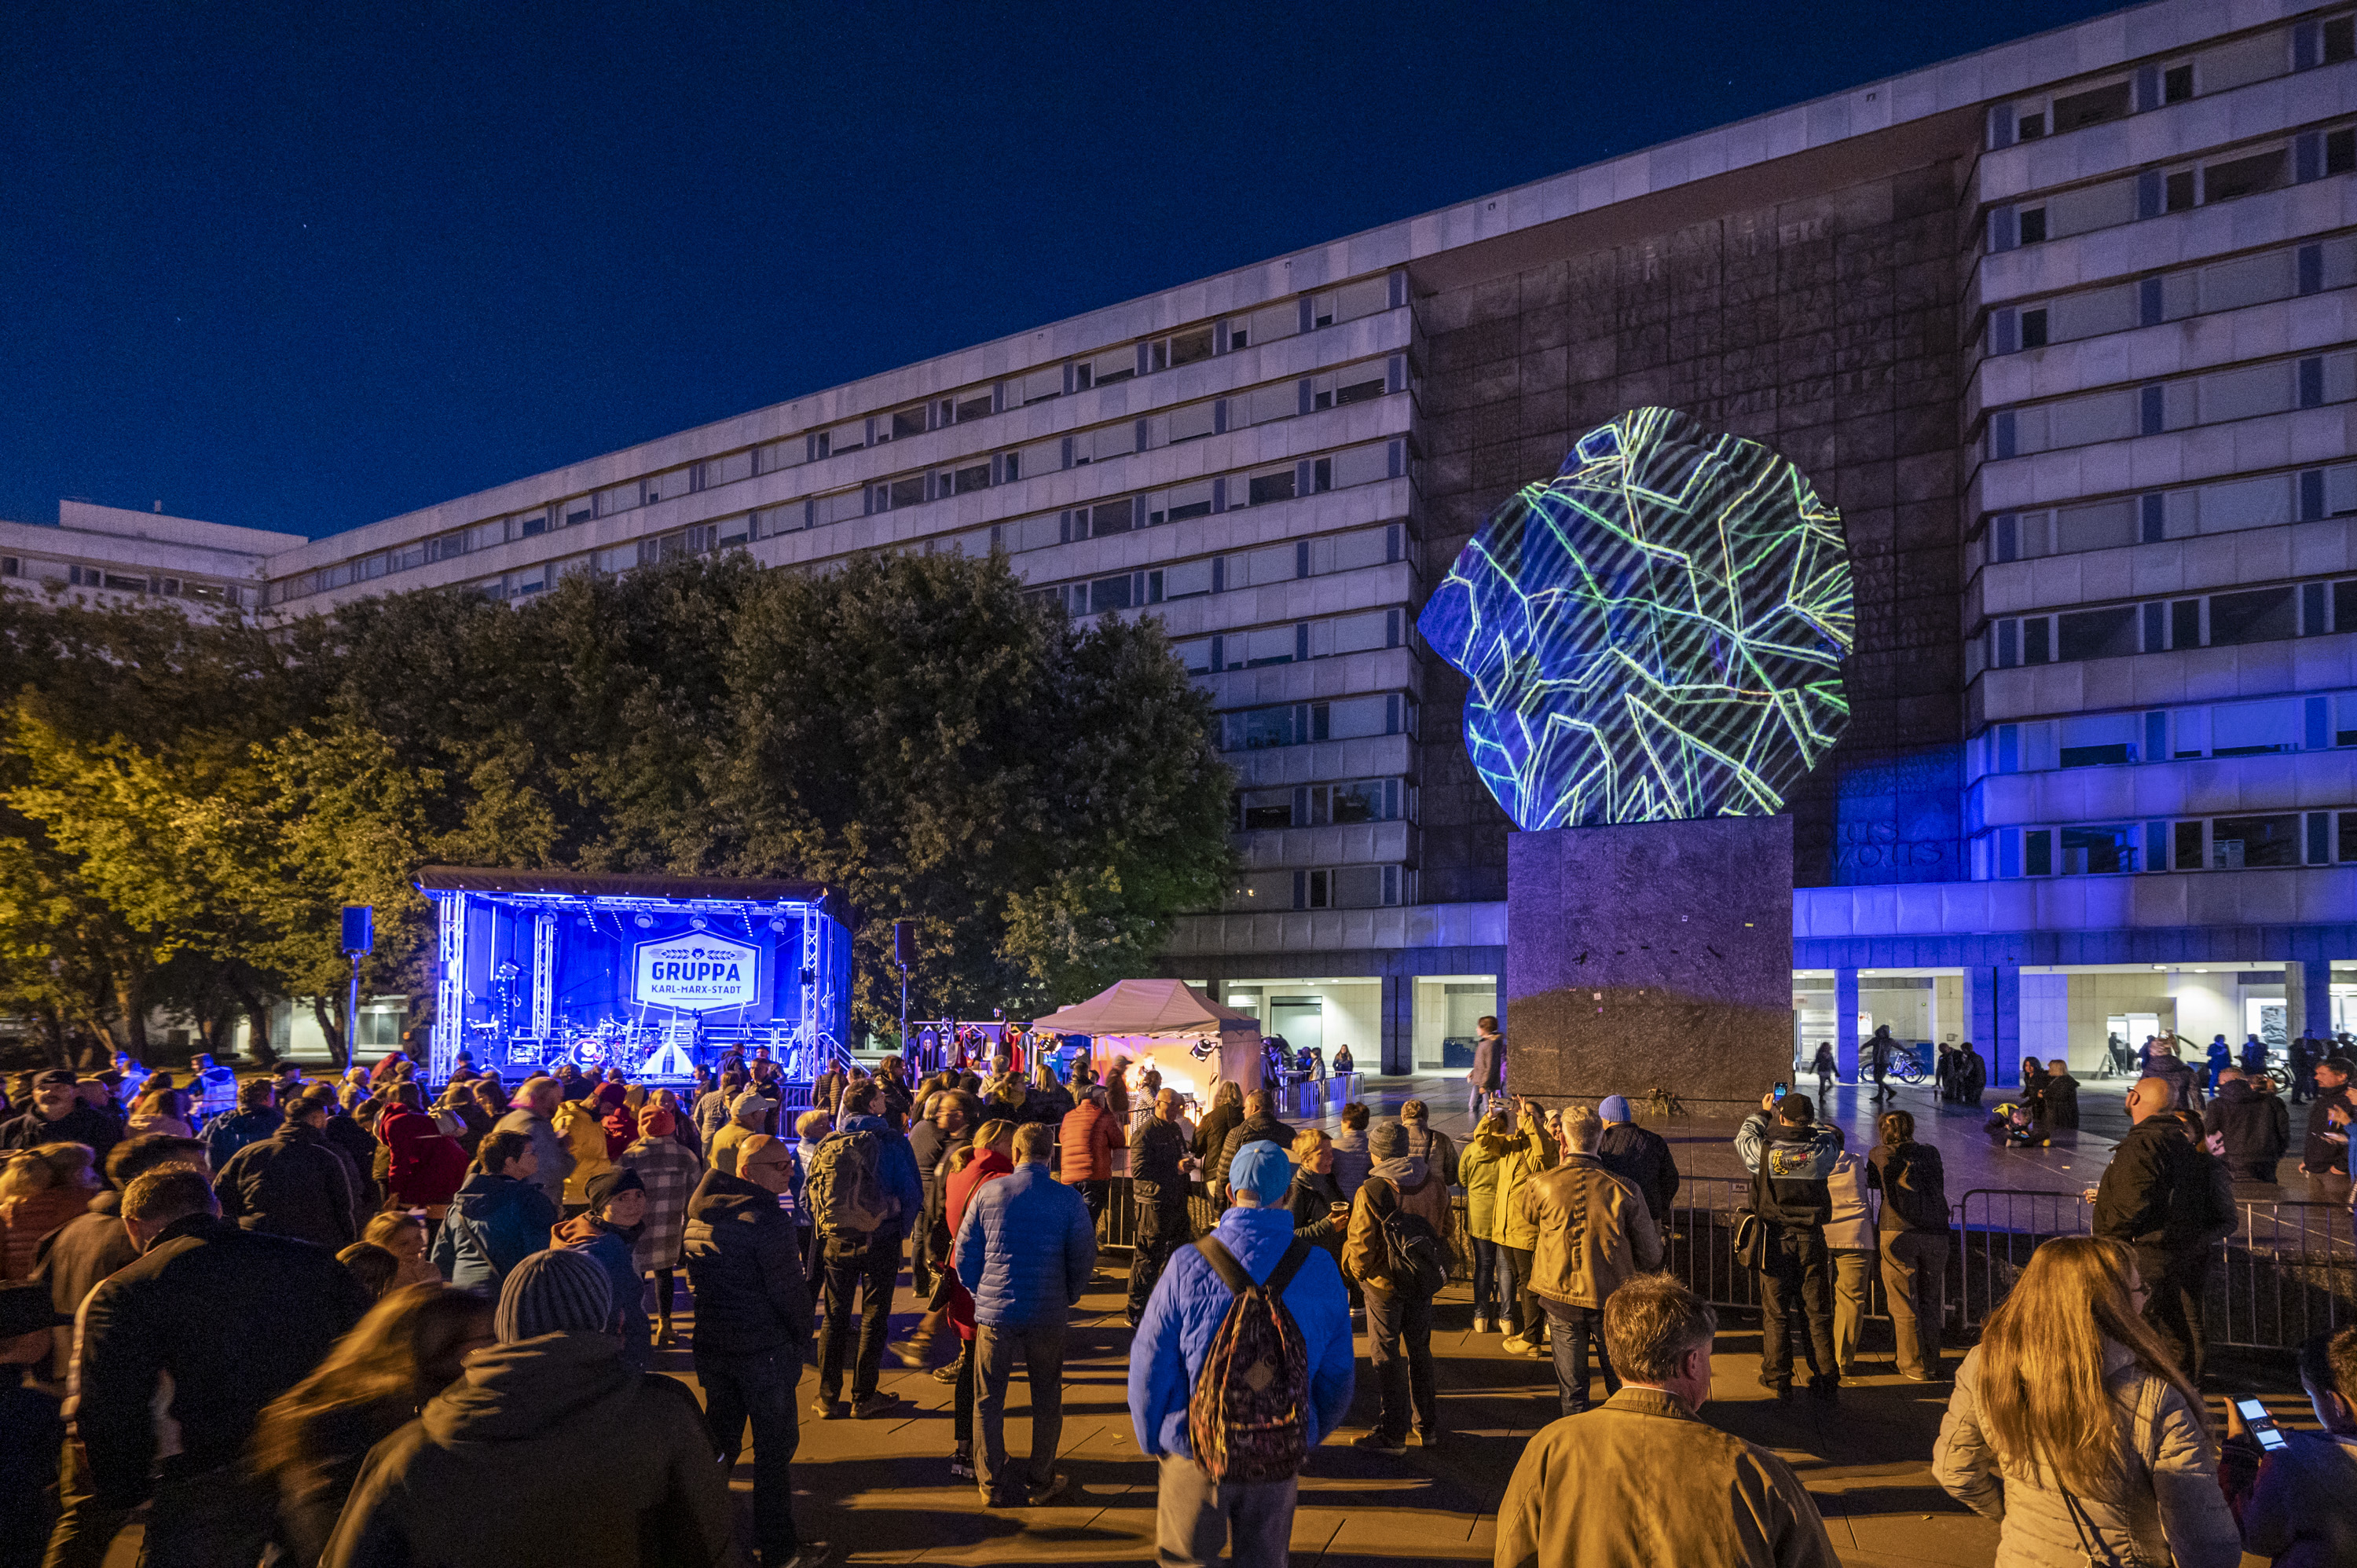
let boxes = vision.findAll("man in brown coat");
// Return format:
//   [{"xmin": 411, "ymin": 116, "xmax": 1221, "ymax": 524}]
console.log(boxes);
[
  {"xmin": 1515, "ymin": 1105, "xmax": 1664, "ymax": 1413},
  {"xmin": 1494, "ymin": 1275, "xmax": 1838, "ymax": 1568}
]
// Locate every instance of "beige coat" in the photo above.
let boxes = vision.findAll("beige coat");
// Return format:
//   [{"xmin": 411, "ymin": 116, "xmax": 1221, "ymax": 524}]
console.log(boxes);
[
  {"xmin": 1494, "ymin": 1387, "xmax": 1838, "ymax": 1568},
  {"xmin": 1514, "ymin": 1152, "xmax": 1663, "ymax": 1308}
]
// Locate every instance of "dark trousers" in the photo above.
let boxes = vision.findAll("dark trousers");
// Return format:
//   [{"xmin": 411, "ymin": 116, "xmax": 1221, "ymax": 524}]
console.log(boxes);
[
  {"xmin": 1498, "ymin": 1244, "xmax": 1538, "ymax": 1335},
  {"xmin": 1128, "ymin": 1197, "xmax": 1190, "ymax": 1319},
  {"xmin": 1364, "ymin": 1285, "xmax": 1437, "ymax": 1440},
  {"xmin": 1540, "ymin": 1298, "xmax": 1618, "ymax": 1413},
  {"xmin": 816, "ymin": 1229, "xmax": 900, "ymax": 1402},
  {"xmin": 142, "ymin": 1462, "xmax": 276, "ymax": 1568},
  {"xmin": 1470, "ymin": 1236, "xmax": 1501, "ymax": 1322},
  {"xmin": 697, "ymin": 1347, "xmax": 801, "ymax": 1556},
  {"xmin": 974, "ymin": 1317, "xmax": 1068, "ymax": 1497},
  {"xmin": 2136, "ymin": 1244, "xmax": 2212, "ymax": 1385},
  {"xmin": 1758, "ymin": 1225, "xmax": 1838, "ymax": 1387},
  {"xmin": 40, "ymin": 1440, "xmax": 128, "ymax": 1568},
  {"xmin": 1077, "ymin": 1179, "xmax": 1110, "ymax": 1232},
  {"xmin": 953, "ymin": 1340, "xmax": 976, "ymax": 1446}
]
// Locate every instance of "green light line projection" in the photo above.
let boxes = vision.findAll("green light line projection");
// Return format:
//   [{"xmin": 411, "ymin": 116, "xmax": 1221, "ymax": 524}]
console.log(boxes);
[{"xmin": 1417, "ymin": 407, "xmax": 1853, "ymax": 830}]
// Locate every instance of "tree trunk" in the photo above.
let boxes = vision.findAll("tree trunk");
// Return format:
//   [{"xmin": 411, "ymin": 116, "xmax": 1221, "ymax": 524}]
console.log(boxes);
[
  {"xmin": 311, "ymin": 995, "xmax": 348, "ymax": 1070},
  {"xmin": 233, "ymin": 981, "xmax": 279, "ymax": 1068}
]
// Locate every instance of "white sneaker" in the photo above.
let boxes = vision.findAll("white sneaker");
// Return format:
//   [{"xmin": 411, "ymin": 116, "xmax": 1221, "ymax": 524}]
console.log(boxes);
[
  {"xmin": 1472, "ymin": 1316, "xmax": 1496, "ymax": 1333},
  {"xmin": 1500, "ymin": 1333, "xmax": 1535, "ymax": 1355}
]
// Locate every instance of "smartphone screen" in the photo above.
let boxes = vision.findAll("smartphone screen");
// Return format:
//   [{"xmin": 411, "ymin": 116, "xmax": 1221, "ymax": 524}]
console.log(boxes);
[
  {"xmin": 2236, "ymin": 1397, "xmax": 2289, "ymax": 1451},
  {"xmin": 1772, "ymin": 1082, "xmax": 1789, "ymax": 1101}
]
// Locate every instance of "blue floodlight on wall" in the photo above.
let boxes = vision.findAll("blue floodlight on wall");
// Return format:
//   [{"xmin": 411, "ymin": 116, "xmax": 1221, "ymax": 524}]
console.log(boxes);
[{"xmin": 1417, "ymin": 407, "xmax": 1854, "ymax": 830}]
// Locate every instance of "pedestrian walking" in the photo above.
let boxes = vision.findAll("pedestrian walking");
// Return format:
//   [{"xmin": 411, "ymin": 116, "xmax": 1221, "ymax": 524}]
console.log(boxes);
[
  {"xmin": 682, "ymin": 1142, "xmax": 817, "ymax": 1568},
  {"xmin": 1933, "ymin": 1236, "xmax": 2240, "ymax": 1568},
  {"xmin": 2205, "ymin": 1034, "xmax": 2233, "ymax": 1094},
  {"xmin": 321, "ymin": 1250, "xmax": 735, "ymax": 1568},
  {"xmin": 1736, "ymin": 1090, "xmax": 1843, "ymax": 1401},
  {"xmin": 1468, "ymin": 1015, "xmax": 1505, "ymax": 1119},
  {"xmin": 1810, "ymin": 1042, "xmax": 1835, "ymax": 1103},
  {"xmin": 2041, "ymin": 1060, "xmax": 2081, "ymax": 1130},
  {"xmin": 1868, "ymin": 1025, "xmax": 1896, "ymax": 1101},
  {"xmin": 1492, "ymin": 1273, "xmax": 1839, "ymax": 1568},
  {"xmin": 1952, "ymin": 1042, "xmax": 1988, "ymax": 1106},
  {"xmin": 955, "ymin": 1121, "xmax": 1095, "ymax": 1507},
  {"xmin": 75, "ymin": 1167, "xmax": 368, "ymax": 1565},
  {"xmin": 1343, "ymin": 1119, "xmax": 1452, "ymax": 1450},
  {"xmin": 1515, "ymin": 1105, "xmax": 1662, "ymax": 1414},
  {"xmin": 1128, "ymin": 1139, "xmax": 1353, "ymax": 1568},
  {"xmin": 1864, "ymin": 1110, "xmax": 1951, "ymax": 1381}
]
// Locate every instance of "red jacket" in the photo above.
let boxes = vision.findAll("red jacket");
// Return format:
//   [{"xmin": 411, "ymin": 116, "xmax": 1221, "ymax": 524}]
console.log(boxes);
[
  {"xmin": 943, "ymin": 1149, "xmax": 1013, "ymax": 1342},
  {"xmin": 1058, "ymin": 1102, "xmax": 1121, "ymax": 1183},
  {"xmin": 379, "ymin": 1105, "xmax": 467, "ymax": 1207},
  {"xmin": 601, "ymin": 1105, "xmax": 638, "ymax": 1158}
]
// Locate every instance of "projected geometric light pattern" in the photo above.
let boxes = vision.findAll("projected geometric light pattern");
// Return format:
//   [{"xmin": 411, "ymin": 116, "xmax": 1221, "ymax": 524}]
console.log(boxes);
[{"xmin": 1417, "ymin": 407, "xmax": 1853, "ymax": 830}]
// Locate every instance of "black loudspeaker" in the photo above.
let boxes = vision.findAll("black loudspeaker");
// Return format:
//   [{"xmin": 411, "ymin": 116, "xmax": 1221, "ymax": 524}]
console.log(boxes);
[{"xmin": 893, "ymin": 920, "xmax": 912, "ymax": 967}]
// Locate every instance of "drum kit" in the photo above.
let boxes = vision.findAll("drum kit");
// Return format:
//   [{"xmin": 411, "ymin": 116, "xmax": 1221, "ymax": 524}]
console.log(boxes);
[{"xmin": 471, "ymin": 1016, "xmax": 706, "ymax": 1079}]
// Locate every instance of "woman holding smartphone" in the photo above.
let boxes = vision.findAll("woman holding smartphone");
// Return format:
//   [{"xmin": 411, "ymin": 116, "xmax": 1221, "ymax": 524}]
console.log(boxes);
[{"xmin": 1933, "ymin": 1235, "xmax": 2242, "ymax": 1567}]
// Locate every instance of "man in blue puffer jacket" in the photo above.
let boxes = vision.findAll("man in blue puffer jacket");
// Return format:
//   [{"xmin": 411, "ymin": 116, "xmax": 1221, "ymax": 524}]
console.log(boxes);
[
  {"xmin": 1128, "ymin": 1139, "xmax": 1354, "ymax": 1568},
  {"xmin": 954, "ymin": 1120, "xmax": 1095, "ymax": 1508}
]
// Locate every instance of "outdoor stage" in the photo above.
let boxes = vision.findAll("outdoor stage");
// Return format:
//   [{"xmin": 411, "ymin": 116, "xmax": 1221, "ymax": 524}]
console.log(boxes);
[{"xmin": 417, "ymin": 866, "xmax": 853, "ymax": 1086}]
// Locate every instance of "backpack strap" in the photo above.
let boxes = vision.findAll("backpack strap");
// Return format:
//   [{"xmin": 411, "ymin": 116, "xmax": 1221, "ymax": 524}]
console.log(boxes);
[
  {"xmin": 1197, "ymin": 1234, "xmax": 1313, "ymax": 1298},
  {"xmin": 1263, "ymin": 1236, "xmax": 1313, "ymax": 1296}
]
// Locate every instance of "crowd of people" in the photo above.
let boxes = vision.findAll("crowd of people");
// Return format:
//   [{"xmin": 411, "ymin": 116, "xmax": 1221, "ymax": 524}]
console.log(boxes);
[{"xmin": 0, "ymin": 1025, "xmax": 2352, "ymax": 1568}]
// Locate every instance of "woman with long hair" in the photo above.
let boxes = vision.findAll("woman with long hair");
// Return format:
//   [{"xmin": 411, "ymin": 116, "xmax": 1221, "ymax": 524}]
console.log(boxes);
[
  {"xmin": 126, "ymin": 1087, "xmax": 193, "ymax": 1138},
  {"xmin": 0, "ymin": 1142, "xmax": 97, "ymax": 1280},
  {"xmin": 250, "ymin": 1283, "xmax": 495, "ymax": 1565},
  {"xmin": 1934, "ymin": 1235, "xmax": 2241, "ymax": 1566},
  {"xmin": 363, "ymin": 1210, "xmax": 440, "ymax": 1289},
  {"xmin": 1865, "ymin": 1109, "xmax": 1951, "ymax": 1381}
]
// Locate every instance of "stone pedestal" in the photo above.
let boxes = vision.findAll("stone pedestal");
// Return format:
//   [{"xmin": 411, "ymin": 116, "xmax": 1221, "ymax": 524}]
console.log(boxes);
[{"xmin": 1505, "ymin": 815, "xmax": 1793, "ymax": 1109}]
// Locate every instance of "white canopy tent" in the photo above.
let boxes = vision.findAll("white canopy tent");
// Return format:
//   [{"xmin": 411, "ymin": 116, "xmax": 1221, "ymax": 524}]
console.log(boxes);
[{"xmin": 1033, "ymin": 978, "xmax": 1266, "ymax": 1101}]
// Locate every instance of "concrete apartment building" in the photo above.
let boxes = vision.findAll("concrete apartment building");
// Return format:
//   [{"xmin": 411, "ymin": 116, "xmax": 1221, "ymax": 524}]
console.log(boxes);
[{"xmin": 17, "ymin": 0, "xmax": 2357, "ymax": 1081}]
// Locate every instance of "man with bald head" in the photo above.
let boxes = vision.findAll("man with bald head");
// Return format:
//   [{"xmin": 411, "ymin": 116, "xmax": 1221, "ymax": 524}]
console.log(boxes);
[
  {"xmin": 2089, "ymin": 1074, "xmax": 2234, "ymax": 1381},
  {"xmin": 1126, "ymin": 1088, "xmax": 1194, "ymax": 1326}
]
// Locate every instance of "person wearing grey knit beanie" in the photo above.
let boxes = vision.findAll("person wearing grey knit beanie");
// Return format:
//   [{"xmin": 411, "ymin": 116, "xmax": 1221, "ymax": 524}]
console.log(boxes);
[{"xmin": 494, "ymin": 1247, "xmax": 614, "ymax": 1343}]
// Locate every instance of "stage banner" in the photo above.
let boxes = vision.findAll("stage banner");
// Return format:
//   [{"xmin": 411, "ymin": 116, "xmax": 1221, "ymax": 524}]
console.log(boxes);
[{"xmin": 632, "ymin": 930, "xmax": 761, "ymax": 1013}]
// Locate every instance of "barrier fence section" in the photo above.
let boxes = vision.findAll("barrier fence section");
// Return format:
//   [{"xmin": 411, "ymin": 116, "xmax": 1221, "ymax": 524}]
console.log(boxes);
[{"xmin": 1094, "ymin": 1175, "xmax": 2352, "ymax": 1351}]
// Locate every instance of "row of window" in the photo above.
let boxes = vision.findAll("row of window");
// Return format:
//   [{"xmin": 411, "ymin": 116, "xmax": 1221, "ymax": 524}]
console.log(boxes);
[
  {"xmin": 1985, "ymin": 349, "xmax": 2357, "ymax": 463},
  {"xmin": 1984, "ymin": 808, "xmax": 2357, "ymax": 878},
  {"xmin": 1175, "ymin": 609, "xmax": 1406, "ymax": 673},
  {"xmin": 1986, "ymin": 14, "xmax": 2352, "ymax": 149},
  {"xmin": 1981, "ymin": 460, "xmax": 2357, "ymax": 566},
  {"xmin": 1024, "ymin": 522, "xmax": 1406, "ymax": 621},
  {"xmin": 0, "ymin": 557, "xmax": 253, "ymax": 606},
  {"xmin": 1986, "ymin": 236, "xmax": 2356, "ymax": 357},
  {"xmin": 1988, "ymin": 124, "xmax": 2354, "ymax": 256},
  {"xmin": 1230, "ymin": 864, "xmax": 1410, "ymax": 910},
  {"xmin": 1978, "ymin": 691, "xmax": 2357, "ymax": 776},
  {"xmin": 1221, "ymin": 694, "xmax": 1416, "ymax": 752},
  {"xmin": 273, "ymin": 376, "xmax": 1408, "ymax": 604},
  {"xmin": 268, "ymin": 278, "xmax": 1408, "ymax": 604},
  {"xmin": 1981, "ymin": 574, "xmax": 2357, "ymax": 672},
  {"xmin": 1236, "ymin": 778, "xmax": 1409, "ymax": 831}
]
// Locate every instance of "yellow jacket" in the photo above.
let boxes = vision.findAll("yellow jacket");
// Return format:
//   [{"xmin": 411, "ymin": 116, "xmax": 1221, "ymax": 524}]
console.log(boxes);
[
  {"xmin": 553, "ymin": 1100, "xmax": 613, "ymax": 1206},
  {"xmin": 1493, "ymin": 1109, "xmax": 1560, "ymax": 1251}
]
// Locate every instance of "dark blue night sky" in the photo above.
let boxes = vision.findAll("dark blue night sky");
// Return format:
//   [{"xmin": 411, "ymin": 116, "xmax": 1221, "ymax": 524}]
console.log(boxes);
[{"xmin": 2, "ymin": 0, "xmax": 2121, "ymax": 540}]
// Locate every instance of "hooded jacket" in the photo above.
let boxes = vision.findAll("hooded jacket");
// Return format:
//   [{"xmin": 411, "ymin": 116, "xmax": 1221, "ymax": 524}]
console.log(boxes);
[
  {"xmin": 319, "ymin": 1332, "xmax": 735, "ymax": 1568},
  {"xmin": 1737, "ymin": 1113, "xmax": 1842, "ymax": 1229},
  {"xmin": 1460, "ymin": 1130, "xmax": 1508, "ymax": 1240},
  {"xmin": 1595, "ymin": 1120, "xmax": 1680, "ymax": 1224},
  {"xmin": 953, "ymin": 1160, "xmax": 1097, "ymax": 1328},
  {"xmin": 944, "ymin": 1147, "xmax": 1013, "ymax": 1341},
  {"xmin": 1213, "ymin": 1113, "xmax": 1298, "ymax": 1193},
  {"xmin": 378, "ymin": 1105, "xmax": 468, "ymax": 1208},
  {"xmin": 1329, "ymin": 1124, "xmax": 1372, "ymax": 1200},
  {"xmin": 214, "ymin": 1121, "xmax": 362, "ymax": 1251},
  {"xmin": 2202, "ymin": 1077, "xmax": 2291, "ymax": 1165},
  {"xmin": 1493, "ymin": 1111, "xmax": 1561, "ymax": 1251},
  {"xmin": 429, "ymin": 1171, "xmax": 559, "ymax": 1293},
  {"xmin": 203, "ymin": 1106, "xmax": 282, "ymax": 1171},
  {"xmin": 1343, "ymin": 1154, "xmax": 1453, "ymax": 1291},
  {"xmin": 1127, "ymin": 1201, "xmax": 1353, "ymax": 1460},
  {"xmin": 552, "ymin": 1099, "xmax": 613, "ymax": 1207},
  {"xmin": 680, "ymin": 1168, "xmax": 812, "ymax": 1357}
]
